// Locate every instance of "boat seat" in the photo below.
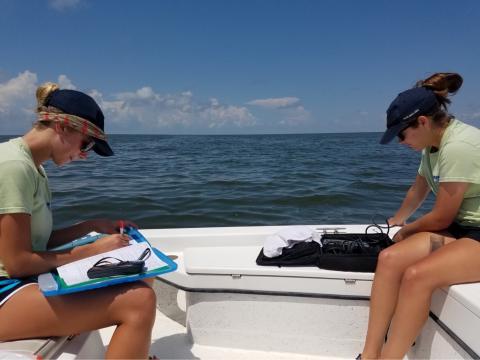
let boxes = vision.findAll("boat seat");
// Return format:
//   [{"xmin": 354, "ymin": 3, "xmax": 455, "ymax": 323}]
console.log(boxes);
[
  {"xmin": 431, "ymin": 283, "xmax": 480, "ymax": 356},
  {"xmin": 176, "ymin": 245, "xmax": 480, "ymax": 355},
  {"xmin": 185, "ymin": 245, "xmax": 375, "ymax": 278},
  {"xmin": 178, "ymin": 245, "xmax": 375, "ymax": 297},
  {"xmin": 0, "ymin": 336, "xmax": 69, "ymax": 359}
]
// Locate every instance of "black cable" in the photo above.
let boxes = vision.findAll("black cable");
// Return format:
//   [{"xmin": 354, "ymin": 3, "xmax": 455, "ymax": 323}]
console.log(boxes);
[{"xmin": 365, "ymin": 214, "xmax": 390, "ymax": 236}]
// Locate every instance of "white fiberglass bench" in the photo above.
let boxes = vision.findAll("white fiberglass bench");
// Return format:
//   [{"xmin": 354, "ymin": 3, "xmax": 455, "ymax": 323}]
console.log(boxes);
[
  {"xmin": 148, "ymin": 225, "xmax": 480, "ymax": 358},
  {"xmin": 0, "ymin": 336, "xmax": 69, "ymax": 359}
]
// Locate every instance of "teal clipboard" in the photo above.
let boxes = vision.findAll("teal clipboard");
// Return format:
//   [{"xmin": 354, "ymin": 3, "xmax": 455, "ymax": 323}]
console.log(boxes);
[{"xmin": 39, "ymin": 228, "xmax": 177, "ymax": 297}]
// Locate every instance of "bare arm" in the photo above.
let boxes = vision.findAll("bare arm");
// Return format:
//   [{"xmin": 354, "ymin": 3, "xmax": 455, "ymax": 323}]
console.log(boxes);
[
  {"xmin": 48, "ymin": 218, "xmax": 139, "ymax": 249},
  {"xmin": 394, "ymin": 182, "xmax": 468, "ymax": 241},
  {"xmin": 47, "ymin": 220, "xmax": 96, "ymax": 249},
  {"xmin": 389, "ymin": 174, "xmax": 430, "ymax": 226},
  {"xmin": 0, "ymin": 213, "xmax": 130, "ymax": 278}
]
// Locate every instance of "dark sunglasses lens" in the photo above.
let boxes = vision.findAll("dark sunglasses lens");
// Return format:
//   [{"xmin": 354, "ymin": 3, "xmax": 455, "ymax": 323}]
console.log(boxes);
[{"xmin": 397, "ymin": 125, "xmax": 410, "ymax": 142}]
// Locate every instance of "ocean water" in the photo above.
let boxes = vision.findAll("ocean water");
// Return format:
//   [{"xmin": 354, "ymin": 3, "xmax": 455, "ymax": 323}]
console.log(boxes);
[{"xmin": 0, "ymin": 133, "xmax": 434, "ymax": 230}]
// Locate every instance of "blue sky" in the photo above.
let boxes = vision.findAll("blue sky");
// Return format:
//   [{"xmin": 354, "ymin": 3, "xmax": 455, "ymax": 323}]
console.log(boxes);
[{"xmin": 1, "ymin": 0, "xmax": 479, "ymax": 135}]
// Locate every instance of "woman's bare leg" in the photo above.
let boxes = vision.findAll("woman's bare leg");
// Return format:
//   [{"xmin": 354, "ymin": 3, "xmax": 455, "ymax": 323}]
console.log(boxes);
[
  {"xmin": 361, "ymin": 231, "xmax": 454, "ymax": 358},
  {"xmin": 381, "ymin": 238, "xmax": 480, "ymax": 358},
  {"xmin": 0, "ymin": 281, "xmax": 156, "ymax": 359}
]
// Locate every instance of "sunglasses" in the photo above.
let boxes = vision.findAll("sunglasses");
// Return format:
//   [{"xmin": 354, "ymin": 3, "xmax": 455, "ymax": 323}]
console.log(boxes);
[
  {"xmin": 80, "ymin": 137, "xmax": 95, "ymax": 153},
  {"xmin": 397, "ymin": 123, "xmax": 415, "ymax": 142}
]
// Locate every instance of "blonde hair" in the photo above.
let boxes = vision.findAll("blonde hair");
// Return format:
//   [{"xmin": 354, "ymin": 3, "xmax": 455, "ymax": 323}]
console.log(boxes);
[
  {"xmin": 33, "ymin": 82, "xmax": 63, "ymax": 129},
  {"xmin": 35, "ymin": 82, "xmax": 61, "ymax": 113}
]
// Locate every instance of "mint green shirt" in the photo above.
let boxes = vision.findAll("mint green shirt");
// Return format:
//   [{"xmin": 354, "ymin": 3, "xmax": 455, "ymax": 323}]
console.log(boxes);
[
  {"xmin": 0, "ymin": 138, "xmax": 52, "ymax": 277},
  {"xmin": 418, "ymin": 119, "xmax": 480, "ymax": 225}
]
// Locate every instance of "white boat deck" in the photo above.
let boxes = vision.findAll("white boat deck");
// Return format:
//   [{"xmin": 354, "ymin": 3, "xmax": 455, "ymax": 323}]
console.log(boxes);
[
  {"xmin": 93, "ymin": 309, "xmax": 334, "ymax": 360},
  {"xmin": 54, "ymin": 307, "xmax": 337, "ymax": 359}
]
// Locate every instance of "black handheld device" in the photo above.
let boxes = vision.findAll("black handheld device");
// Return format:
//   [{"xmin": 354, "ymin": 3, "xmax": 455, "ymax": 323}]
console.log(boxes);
[{"xmin": 87, "ymin": 247, "xmax": 151, "ymax": 279}]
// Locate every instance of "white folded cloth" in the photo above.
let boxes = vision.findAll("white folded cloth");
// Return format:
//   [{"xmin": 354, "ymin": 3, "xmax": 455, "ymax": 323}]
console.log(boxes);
[{"xmin": 263, "ymin": 226, "xmax": 321, "ymax": 258}]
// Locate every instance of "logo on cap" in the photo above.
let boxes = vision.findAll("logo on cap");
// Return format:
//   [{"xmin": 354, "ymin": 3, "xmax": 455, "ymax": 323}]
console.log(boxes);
[{"xmin": 402, "ymin": 109, "xmax": 420, "ymax": 121}]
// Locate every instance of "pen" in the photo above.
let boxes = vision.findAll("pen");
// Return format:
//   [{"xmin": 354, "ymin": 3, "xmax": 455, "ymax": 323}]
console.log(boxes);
[
  {"xmin": 119, "ymin": 220, "xmax": 125, "ymax": 235},
  {"xmin": 51, "ymin": 233, "xmax": 104, "ymax": 251}
]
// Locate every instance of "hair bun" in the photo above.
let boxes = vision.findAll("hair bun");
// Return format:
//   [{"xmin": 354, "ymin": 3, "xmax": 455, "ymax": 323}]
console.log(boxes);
[
  {"xmin": 36, "ymin": 82, "xmax": 60, "ymax": 113},
  {"xmin": 417, "ymin": 72, "xmax": 463, "ymax": 98}
]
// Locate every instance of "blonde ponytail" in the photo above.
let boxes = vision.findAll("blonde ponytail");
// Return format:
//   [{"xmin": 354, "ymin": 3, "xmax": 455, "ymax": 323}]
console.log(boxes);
[{"xmin": 35, "ymin": 82, "xmax": 60, "ymax": 113}]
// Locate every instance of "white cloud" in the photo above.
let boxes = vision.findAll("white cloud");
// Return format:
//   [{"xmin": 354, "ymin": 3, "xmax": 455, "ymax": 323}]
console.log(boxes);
[
  {"xmin": 92, "ymin": 87, "xmax": 255, "ymax": 132},
  {"xmin": 0, "ymin": 71, "xmax": 38, "ymax": 133},
  {"xmin": 48, "ymin": 0, "xmax": 81, "ymax": 11},
  {"xmin": 199, "ymin": 98, "xmax": 255, "ymax": 128},
  {"xmin": 278, "ymin": 106, "xmax": 311, "ymax": 126},
  {"xmin": 246, "ymin": 96, "xmax": 311, "ymax": 127},
  {"xmin": 0, "ymin": 71, "xmax": 37, "ymax": 113},
  {"xmin": 0, "ymin": 70, "xmax": 256, "ymax": 133},
  {"xmin": 247, "ymin": 97, "xmax": 301, "ymax": 109},
  {"xmin": 57, "ymin": 74, "xmax": 77, "ymax": 90},
  {"xmin": 0, "ymin": 72, "xmax": 77, "ymax": 114},
  {"xmin": 0, "ymin": 70, "xmax": 267, "ymax": 134}
]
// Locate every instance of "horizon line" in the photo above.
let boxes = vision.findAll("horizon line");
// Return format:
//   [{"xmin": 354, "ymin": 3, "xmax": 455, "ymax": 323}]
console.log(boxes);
[{"xmin": 0, "ymin": 130, "xmax": 384, "ymax": 137}]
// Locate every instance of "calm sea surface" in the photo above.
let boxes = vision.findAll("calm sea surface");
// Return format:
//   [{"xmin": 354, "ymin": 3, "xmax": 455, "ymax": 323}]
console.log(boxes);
[{"xmin": 0, "ymin": 133, "xmax": 434, "ymax": 230}]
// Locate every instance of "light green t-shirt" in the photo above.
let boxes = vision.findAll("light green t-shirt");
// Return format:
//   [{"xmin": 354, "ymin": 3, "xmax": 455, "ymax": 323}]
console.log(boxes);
[
  {"xmin": 418, "ymin": 119, "xmax": 480, "ymax": 225},
  {"xmin": 0, "ymin": 138, "xmax": 52, "ymax": 277}
]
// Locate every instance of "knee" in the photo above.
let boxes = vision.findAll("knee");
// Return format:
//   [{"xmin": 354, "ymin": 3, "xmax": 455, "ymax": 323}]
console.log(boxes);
[
  {"xmin": 121, "ymin": 285, "xmax": 157, "ymax": 327},
  {"xmin": 376, "ymin": 248, "xmax": 402, "ymax": 274},
  {"xmin": 401, "ymin": 265, "xmax": 436, "ymax": 292}
]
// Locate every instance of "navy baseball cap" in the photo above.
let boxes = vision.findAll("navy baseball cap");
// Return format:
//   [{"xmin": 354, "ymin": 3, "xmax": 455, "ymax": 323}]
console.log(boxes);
[
  {"xmin": 380, "ymin": 87, "xmax": 439, "ymax": 144},
  {"xmin": 46, "ymin": 89, "xmax": 114, "ymax": 156}
]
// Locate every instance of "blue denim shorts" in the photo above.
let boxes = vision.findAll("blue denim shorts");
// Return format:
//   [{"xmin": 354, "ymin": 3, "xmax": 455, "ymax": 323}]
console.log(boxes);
[
  {"xmin": 0, "ymin": 277, "xmax": 37, "ymax": 306},
  {"xmin": 446, "ymin": 222, "xmax": 480, "ymax": 241}
]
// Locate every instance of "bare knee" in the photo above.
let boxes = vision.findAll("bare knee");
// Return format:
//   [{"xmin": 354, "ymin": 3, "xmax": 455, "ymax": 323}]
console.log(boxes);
[
  {"xmin": 118, "ymin": 284, "xmax": 157, "ymax": 327},
  {"xmin": 376, "ymin": 248, "xmax": 403, "ymax": 275},
  {"xmin": 401, "ymin": 265, "xmax": 437, "ymax": 292}
]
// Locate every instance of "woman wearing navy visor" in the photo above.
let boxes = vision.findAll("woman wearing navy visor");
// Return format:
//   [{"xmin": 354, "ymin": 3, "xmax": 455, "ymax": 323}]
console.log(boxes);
[
  {"xmin": 0, "ymin": 83, "xmax": 156, "ymax": 359},
  {"xmin": 359, "ymin": 72, "xmax": 480, "ymax": 359}
]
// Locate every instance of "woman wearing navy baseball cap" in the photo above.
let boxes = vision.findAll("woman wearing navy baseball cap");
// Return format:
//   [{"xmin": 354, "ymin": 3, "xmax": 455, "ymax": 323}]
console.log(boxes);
[
  {"xmin": 0, "ymin": 83, "xmax": 156, "ymax": 359},
  {"xmin": 359, "ymin": 72, "xmax": 480, "ymax": 359}
]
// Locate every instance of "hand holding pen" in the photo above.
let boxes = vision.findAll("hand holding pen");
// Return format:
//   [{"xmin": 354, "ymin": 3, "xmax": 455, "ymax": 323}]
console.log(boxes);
[
  {"xmin": 88, "ymin": 219, "xmax": 139, "ymax": 234},
  {"xmin": 91, "ymin": 233, "xmax": 131, "ymax": 254},
  {"xmin": 118, "ymin": 220, "xmax": 137, "ymax": 237},
  {"xmin": 91, "ymin": 219, "xmax": 136, "ymax": 254},
  {"xmin": 115, "ymin": 219, "xmax": 138, "ymax": 235}
]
